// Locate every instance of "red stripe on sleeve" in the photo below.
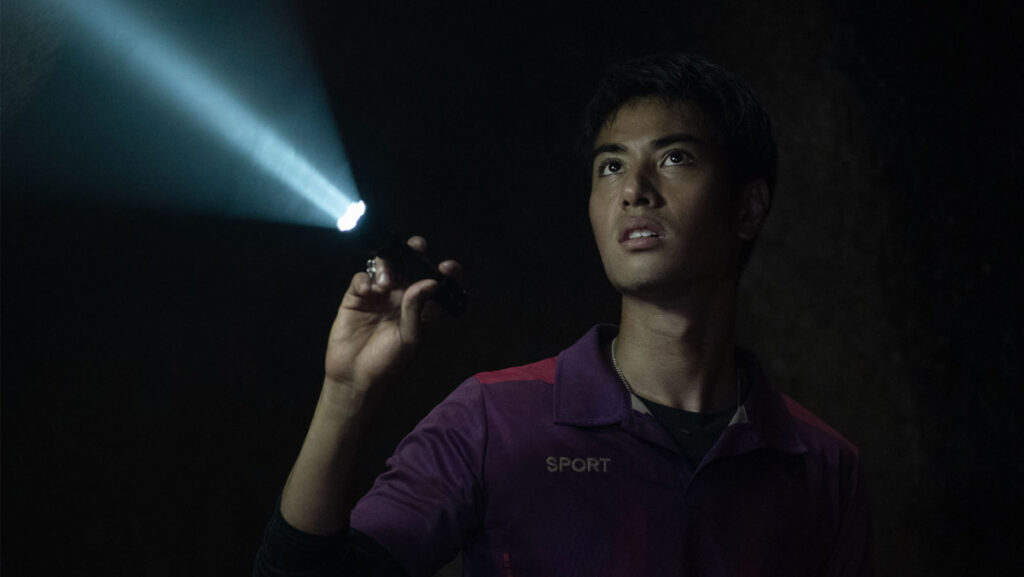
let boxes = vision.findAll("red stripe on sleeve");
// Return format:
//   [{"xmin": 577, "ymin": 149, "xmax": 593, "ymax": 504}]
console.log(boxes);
[{"xmin": 475, "ymin": 357, "xmax": 557, "ymax": 385}]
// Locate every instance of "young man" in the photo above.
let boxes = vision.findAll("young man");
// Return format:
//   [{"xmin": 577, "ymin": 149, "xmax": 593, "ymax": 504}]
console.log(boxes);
[{"xmin": 255, "ymin": 54, "xmax": 872, "ymax": 577}]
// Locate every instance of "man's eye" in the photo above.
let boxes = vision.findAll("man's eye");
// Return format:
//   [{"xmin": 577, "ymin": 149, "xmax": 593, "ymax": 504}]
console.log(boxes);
[
  {"xmin": 662, "ymin": 150, "xmax": 693, "ymax": 166},
  {"xmin": 599, "ymin": 160, "xmax": 623, "ymax": 176}
]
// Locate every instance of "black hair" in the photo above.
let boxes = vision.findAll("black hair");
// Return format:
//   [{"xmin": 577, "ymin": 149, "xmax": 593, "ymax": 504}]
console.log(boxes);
[{"xmin": 581, "ymin": 54, "xmax": 778, "ymax": 271}]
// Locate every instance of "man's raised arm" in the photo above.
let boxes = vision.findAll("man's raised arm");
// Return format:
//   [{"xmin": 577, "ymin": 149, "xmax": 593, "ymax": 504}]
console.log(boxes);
[{"xmin": 254, "ymin": 236, "xmax": 461, "ymax": 575}]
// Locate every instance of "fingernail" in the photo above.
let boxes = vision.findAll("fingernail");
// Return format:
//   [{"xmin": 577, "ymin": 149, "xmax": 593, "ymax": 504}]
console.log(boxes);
[{"xmin": 377, "ymin": 271, "xmax": 389, "ymax": 286}]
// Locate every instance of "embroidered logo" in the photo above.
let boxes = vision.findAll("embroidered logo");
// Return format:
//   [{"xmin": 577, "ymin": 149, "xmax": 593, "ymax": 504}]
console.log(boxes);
[{"xmin": 545, "ymin": 456, "xmax": 612, "ymax": 473}]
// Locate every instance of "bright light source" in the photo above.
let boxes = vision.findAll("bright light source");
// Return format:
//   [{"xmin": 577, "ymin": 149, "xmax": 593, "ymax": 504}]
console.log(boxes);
[
  {"xmin": 336, "ymin": 201, "xmax": 366, "ymax": 231},
  {"xmin": 48, "ymin": 0, "xmax": 363, "ymax": 230}
]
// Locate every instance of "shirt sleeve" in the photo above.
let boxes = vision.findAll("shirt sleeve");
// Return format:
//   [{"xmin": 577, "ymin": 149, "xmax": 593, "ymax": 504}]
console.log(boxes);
[
  {"xmin": 826, "ymin": 457, "xmax": 874, "ymax": 577},
  {"xmin": 349, "ymin": 378, "xmax": 488, "ymax": 577},
  {"xmin": 252, "ymin": 497, "xmax": 410, "ymax": 577}
]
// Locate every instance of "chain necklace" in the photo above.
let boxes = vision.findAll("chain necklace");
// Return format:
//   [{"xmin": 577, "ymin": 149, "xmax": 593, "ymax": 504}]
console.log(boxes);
[
  {"xmin": 609, "ymin": 337, "xmax": 636, "ymax": 396},
  {"xmin": 610, "ymin": 337, "xmax": 743, "ymax": 409}
]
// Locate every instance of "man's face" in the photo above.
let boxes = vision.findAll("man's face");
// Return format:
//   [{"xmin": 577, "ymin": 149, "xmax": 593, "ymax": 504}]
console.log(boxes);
[{"xmin": 589, "ymin": 97, "xmax": 740, "ymax": 299}]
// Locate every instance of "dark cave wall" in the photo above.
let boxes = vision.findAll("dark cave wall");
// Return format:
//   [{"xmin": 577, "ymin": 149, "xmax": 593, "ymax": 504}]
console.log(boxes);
[{"xmin": 3, "ymin": 0, "xmax": 1020, "ymax": 575}]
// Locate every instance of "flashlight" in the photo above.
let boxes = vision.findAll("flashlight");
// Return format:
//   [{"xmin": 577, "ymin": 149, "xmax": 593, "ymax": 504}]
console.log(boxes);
[
  {"xmin": 370, "ymin": 235, "xmax": 468, "ymax": 315},
  {"xmin": 337, "ymin": 201, "xmax": 366, "ymax": 231}
]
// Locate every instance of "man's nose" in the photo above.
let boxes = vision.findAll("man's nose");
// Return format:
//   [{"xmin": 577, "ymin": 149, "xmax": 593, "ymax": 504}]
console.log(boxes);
[{"xmin": 621, "ymin": 165, "xmax": 662, "ymax": 208}]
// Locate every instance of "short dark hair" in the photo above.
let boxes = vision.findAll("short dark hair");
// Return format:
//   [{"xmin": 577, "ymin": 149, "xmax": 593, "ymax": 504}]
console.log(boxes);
[{"xmin": 581, "ymin": 53, "xmax": 778, "ymax": 270}]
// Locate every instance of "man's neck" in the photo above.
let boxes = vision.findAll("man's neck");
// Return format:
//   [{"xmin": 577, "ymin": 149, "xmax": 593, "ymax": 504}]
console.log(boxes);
[{"xmin": 614, "ymin": 282, "xmax": 738, "ymax": 413}]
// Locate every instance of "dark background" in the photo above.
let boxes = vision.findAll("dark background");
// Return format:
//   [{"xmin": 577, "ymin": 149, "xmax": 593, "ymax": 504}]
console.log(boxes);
[{"xmin": 3, "ymin": 0, "xmax": 1022, "ymax": 575}]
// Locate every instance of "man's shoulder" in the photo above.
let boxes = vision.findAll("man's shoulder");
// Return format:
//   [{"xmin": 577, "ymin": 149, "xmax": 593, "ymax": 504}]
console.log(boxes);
[
  {"xmin": 468, "ymin": 325, "xmax": 609, "ymax": 389},
  {"xmin": 472, "ymin": 356, "xmax": 558, "ymax": 386},
  {"xmin": 449, "ymin": 357, "xmax": 560, "ymax": 420},
  {"xmin": 778, "ymin": 393, "xmax": 860, "ymax": 458}
]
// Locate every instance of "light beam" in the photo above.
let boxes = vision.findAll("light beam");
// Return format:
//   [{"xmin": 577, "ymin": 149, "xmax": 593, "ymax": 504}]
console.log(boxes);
[{"xmin": 44, "ymin": 0, "xmax": 363, "ymax": 230}]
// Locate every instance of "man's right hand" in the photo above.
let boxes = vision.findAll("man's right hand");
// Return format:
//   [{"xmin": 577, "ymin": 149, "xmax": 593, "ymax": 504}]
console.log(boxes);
[
  {"xmin": 277, "ymin": 236, "xmax": 461, "ymax": 536},
  {"xmin": 323, "ymin": 235, "xmax": 462, "ymax": 399}
]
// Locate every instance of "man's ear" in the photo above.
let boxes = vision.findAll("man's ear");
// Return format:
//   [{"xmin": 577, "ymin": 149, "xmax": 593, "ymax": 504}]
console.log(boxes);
[{"xmin": 737, "ymin": 179, "xmax": 771, "ymax": 241}]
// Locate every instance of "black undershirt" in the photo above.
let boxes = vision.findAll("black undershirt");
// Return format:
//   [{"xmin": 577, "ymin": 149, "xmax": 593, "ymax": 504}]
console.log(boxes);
[
  {"xmin": 637, "ymin": 397, "xmax": 736, "ymax": 467},
  {"xmin": 604, "ymin": 338, "xmax": 741, "ymax": 467}
]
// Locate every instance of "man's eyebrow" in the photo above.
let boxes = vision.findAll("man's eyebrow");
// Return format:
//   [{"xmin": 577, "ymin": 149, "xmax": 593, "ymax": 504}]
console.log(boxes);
[
  {"xmin": 590, "ymin": 133, "xmax": 706, "ymax": 162},
  {"xmin": 590, "ymin": 143, "xmax": 626, "ymax": 161},
  {"xmin": 651, "ymin": 132, "xmax": 706, "ymax": 149}
]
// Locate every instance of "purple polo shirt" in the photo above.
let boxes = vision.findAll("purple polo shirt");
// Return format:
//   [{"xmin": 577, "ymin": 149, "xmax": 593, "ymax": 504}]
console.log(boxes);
[{"xmin": 350, "ymin": 325, "xmax": 871, "ymax": 577}]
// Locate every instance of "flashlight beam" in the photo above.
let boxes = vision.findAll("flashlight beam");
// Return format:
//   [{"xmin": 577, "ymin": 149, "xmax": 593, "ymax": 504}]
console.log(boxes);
[{"xmin": 47, "ymin": 0, "xmax": 360, "ymax": 228}]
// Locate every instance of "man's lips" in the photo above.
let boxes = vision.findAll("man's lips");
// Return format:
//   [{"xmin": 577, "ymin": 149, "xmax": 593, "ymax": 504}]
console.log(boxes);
[{"xmin": 618, "ymin": 217, "xmax": 667, "ymax": 244}]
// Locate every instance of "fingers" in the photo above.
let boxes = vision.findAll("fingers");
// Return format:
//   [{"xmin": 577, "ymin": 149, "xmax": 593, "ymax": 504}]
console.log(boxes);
[
  {"xmin": 406, "ymin": 235, "xmax": 427, "ymax": 253},
  {"xmin": 404, "ymin": 236, "xmax": 462, "ymax": 281},
  {"xmin": 346, "ymin": 236, "xmax": 463, "ymax": 317},
  {"xmin": 368, "ymin": 257, "xmax": 391, "ymax": 289},
  {"xmin": 399, "ymin": 278, "xmax": 439, "ymax": 339},
  {"xmin": 401, "ymin": 238, "xmax": 462, "ymax": 319},
  {"xmin": 438, "ymin": 259, "xmax": 462, "ymax": 279},
  {"xmin": 349, "ymin": 271, "xmax": 373, "ymax": 297},
  {"xmin": 345, "ymin": 262, "xmax": 392, "ymax": 306}
]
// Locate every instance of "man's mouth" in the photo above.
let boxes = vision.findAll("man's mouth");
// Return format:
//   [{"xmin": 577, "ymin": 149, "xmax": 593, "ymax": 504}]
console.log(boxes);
[
  {"xmin": 627, "ymin": 230, "xmax": 659, "ymax": 240},
  {"xmin": 619, "ymin": 218, "xmax": 666, "ymax": 243}
]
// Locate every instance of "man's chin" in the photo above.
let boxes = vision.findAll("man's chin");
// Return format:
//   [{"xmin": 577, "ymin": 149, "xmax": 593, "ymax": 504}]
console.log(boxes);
[
  {"xmin": 611, "ymin": 274, "xmax": 684, "ymax": 300},
  {"xmin": 610, "ymin": 270, "xmax": 733, "ymax": 302}
]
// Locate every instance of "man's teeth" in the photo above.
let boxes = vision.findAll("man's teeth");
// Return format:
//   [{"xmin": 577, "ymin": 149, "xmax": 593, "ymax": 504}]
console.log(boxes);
[{"xmin": 628, "ymin": 230, "xmax": 657, "ymax": 239}]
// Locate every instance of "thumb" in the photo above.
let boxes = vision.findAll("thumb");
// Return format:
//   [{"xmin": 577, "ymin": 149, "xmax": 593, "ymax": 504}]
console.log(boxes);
[{"xmin": 399, "ymin": 279, "xmax": 439, "ymax": 341}]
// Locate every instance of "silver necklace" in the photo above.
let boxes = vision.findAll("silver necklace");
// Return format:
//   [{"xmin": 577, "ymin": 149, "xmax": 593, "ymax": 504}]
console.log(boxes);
[
  {"xmin": 609, "ymin": 336, "xmax": 636, "ymax": 396},
  {"xmin": 610, "ymin": 337, "xmax": 743, "ymax": 409}
]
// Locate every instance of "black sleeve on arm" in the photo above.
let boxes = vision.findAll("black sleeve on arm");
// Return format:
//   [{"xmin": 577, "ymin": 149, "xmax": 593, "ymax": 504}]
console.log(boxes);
[{"xmin": 253, "ymin": 498, "xmax": 411, "ymax": 577}]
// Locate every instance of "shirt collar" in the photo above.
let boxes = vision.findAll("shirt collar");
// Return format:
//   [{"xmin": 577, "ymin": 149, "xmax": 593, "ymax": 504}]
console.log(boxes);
[
  {"xmin": 553, "ymin": 325, "xmax": 627, "ymax": 426},
  {"xmin": 552, "ymin": 324, "xmax": 807, "ymax": 454},
  {"xmin": 732, "ymin": 348, "xmax": 808, "ymax": 454}
]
